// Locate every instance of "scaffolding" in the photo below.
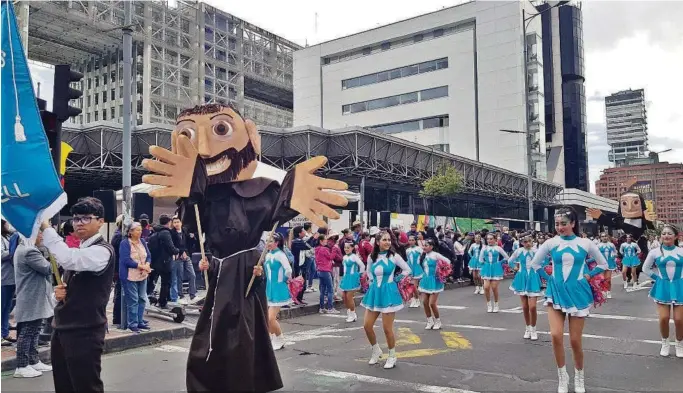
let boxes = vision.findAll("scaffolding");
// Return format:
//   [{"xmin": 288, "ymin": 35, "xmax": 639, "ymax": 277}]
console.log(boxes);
[
  {"xmin": 61, "ymin": 122, "xmax": 563, "ymax": 205},
  {"xmin": 19, "ymin": 0, "xmax": 299, "ymax": 127}
]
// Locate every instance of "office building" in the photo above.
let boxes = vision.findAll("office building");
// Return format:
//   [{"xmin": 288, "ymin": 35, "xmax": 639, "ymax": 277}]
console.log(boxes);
[
  {"xmin": 294, "ymin": 1, "xmax": 547, "ymax": 178},
  {"xmin": 20, "ymin": 1, "xmax": 299, "ymax": 127},
  {"xmin": 595, "ymin": 161, "xmax": 683, "ymax": 226},
  {"xmin": 538, "ymin": 1, "xmax": 588, "ymax": 191},
  {"xmin": 605, "ymin": 88, "xmax": 648, "ymax": 165}
]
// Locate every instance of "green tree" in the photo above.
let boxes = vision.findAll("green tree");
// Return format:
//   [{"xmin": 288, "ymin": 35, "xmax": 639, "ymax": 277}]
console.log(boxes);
[{"xmin": 419, "ymin": 164, "xmax": 463, "ymax": 198}]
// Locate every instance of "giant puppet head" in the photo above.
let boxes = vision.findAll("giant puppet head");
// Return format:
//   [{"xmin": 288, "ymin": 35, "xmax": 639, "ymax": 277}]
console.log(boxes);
[
  {"xmin": 141, "ymin": 103, "xmax": 348, "ymax": 228},
  {"xmin": 617, "ymin": 192, "xmax": 648, "ymax": 219}
]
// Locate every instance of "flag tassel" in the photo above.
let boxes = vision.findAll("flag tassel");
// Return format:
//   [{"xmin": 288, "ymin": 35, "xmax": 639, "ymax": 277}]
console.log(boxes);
[{"xmin": 14, "ymin": 115, "xmax": 26, "ymax": 142}]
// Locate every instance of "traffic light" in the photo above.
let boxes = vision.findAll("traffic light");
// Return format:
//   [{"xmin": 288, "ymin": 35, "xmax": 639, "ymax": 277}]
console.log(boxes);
[{"xmin": 52, "ymin": 65, "xmax": 83, "ymax": 122}]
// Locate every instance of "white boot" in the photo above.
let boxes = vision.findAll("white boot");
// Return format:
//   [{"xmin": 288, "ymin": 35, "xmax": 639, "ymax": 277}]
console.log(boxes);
[
  {"xmin": 474, "ymin": 286, "xmax": 480, "ymax": 294},
  {"xmin": 660, "ymin": 338, "xmax": 671, "ymax": 357},
  {"xmin": 623, "ymin": 281, "xmax": 629, "ymax": 289},
  {"xmin": 432, "ymin": 318, "xmax": 442, "ymax": 330},
  {"xmin": 272, "ymin": 334, "xmax": 285, "ymax": 350},
  {"xmin": 30, "ymin": 361, "xmax": 52, "ymax": 372},
  {"xmin": 530, "ymin": 326, "xmax": 538, "ymax": 341},
  {"xmin": 523, "ymin": 326, "xmax": 531, "ymax": 339},
  {"xmin": 676, "ymin": 340, "xmax": 683, "ymax": 358},
  {"xmin": 425, "ymin": 317, "xmax": 435, "ymax": 330},
  {"xmin": 493, "ymin": 302, "xmax": 500, "ymax": 313},
  {"xmin": 606, "ymin": 290, "xmax": 612, "ymax": 299},
  {"xmin": 14, "ymin": 366, "xmax": 42, "ymax": 378},
  {"xmin": 574, "ymin": 368, "xmax": 585, "ymax": 393},
  {"xmin": 384, "ymin": 349, "xmax": 397, "ymax": 369},
  {"xmin": 369, "ymin": 344, "xmax": 383, "ymax": 365},
  {"xmin": 557, "ymin": 366, "xmax": 569, "ymax": 393},
  {"xmin": 487, "ymin": 301, "xmax": 493, "ymax": 313}
]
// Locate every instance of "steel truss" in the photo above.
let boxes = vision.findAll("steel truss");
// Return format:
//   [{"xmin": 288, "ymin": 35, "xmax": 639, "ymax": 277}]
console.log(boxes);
[{"xmin": 62, "ymin": 123, "xmax": 562, "ymax": 204}]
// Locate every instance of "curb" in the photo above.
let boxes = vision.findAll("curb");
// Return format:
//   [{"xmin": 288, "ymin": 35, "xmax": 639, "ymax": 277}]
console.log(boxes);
[
  {"xmin": 1, "ymin": 326, "xmax": 194, "ymax": 372},
  {"xmin": 278, "ymin": 280, "xmax": 471, "ymax": 320}
]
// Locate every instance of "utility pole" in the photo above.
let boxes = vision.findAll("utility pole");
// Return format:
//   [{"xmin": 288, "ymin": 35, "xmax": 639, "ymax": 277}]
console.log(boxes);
[
  {"xmin": 522, "ymin": 9, "xmax": 534, "ymax": 231},
  {"xmin": 122, "ymin": 1, "xmax": 133, "ymax": 230}
]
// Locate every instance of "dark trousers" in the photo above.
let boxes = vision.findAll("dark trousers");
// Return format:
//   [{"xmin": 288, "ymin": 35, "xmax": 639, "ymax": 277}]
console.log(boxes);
[
  {"xmin": 16, "ymin": 319, "xmax": 42, "ymax": 368},
  {"xmin": 157, "ymin": 270, "xmax": 172, "ymax": 308},
  {"xmin": 51, "ymin": 326, "xmax": 106, "ymax": 393},
  {"xmin": 113, "ymin": 279, "xmax": 122, "ymax": 325},
  {"xmin": 452, "ymin": 256, "xmax": 463, "ymax": 280},
  {"xmin": 1, "ymin": 285, "xmax": 15, "ymax": 338}
]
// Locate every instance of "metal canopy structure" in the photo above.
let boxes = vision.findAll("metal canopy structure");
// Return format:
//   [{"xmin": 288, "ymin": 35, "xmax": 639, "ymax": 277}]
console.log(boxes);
[{"xmin": 62, "ymin": 123, "xmax": 563, "ymax": 204}]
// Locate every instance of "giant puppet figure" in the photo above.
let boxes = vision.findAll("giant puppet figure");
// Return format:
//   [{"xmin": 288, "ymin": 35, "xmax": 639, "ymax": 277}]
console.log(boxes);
[
  {"xmin": 586, "ymin": 191, "xmax": 657, "ymax": 249},
  {"xmin": 141, "ymin": 103, "xmax": 348, "ymax": 392}
]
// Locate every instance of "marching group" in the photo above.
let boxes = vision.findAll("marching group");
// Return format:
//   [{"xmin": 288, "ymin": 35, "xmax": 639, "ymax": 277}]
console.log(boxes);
[{"xmin": 260, "ymin": 206, "xmax": 683, "ymax": 393}]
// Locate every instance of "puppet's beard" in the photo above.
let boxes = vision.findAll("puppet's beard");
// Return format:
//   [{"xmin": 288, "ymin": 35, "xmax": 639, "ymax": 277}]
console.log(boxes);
[{"xmin": 202, "ymin": 141, "xmax": 257, "ymax": 184}]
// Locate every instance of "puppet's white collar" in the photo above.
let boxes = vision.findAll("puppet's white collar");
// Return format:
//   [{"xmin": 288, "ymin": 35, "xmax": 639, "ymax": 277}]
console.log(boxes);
[
  {"xmin": 251, "ymin": 161, "xmax": 286, "ymax": 184},
  {"xmin": 623, "ymin": 218, "xmax": 642, "ymax": 228}
]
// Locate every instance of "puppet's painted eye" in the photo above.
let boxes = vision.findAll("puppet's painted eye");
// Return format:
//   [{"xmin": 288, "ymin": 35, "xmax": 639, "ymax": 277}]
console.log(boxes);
[
  {"xmin": 634, "ymin": 200, "xmax": 639, "ymax": 205},
  {"xmin": 212, "ymin": 120, "xmax": 233, "ymax": 137},
  {"xmin": 178, "ymin": 127, "xmax": 195, "ymax": 140}
]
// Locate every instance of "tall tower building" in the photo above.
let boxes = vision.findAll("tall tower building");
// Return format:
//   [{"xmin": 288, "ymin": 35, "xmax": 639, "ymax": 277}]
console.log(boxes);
[
  {"xmin": 605, "ymin": 88, "xmax": 648, "ymax": 165},
  {"xmin": 538, "ymin": 1, "xmax": 589, "ymax": 191}
]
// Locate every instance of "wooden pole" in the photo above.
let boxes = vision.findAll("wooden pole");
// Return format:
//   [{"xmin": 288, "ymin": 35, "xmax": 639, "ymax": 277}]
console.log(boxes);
[
  {"xmin": 245, "ymin": 222, "xmax": 278, "ymax": 298},
  {"xmin": 48, "ymin": 253, "xmax": 62, "ymax": 286},
  {"xmin": 193, "ymin": 204, "xmax": 209, "ymax": 290}
]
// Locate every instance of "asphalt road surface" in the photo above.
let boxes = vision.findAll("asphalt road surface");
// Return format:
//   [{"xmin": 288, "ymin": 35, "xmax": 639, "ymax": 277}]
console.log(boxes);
[{"xmin": 3, "ymin": 276, "xmax": 681, "ymax": 392}]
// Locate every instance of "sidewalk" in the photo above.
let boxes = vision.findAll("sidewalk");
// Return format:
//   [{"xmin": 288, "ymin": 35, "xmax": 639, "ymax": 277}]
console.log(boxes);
[{"xmin": 1, "ymin": 304, "xmax": 193, "ymax": 372}]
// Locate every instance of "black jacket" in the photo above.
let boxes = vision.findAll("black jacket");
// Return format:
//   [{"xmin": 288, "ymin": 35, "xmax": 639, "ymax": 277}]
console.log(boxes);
[
  {"xmin": 171, "ymin": 228, "xmax": 189, "ymax": 257},
  {"xmin": 149, "ymin": 225, "xmax": 179, "ymax": 271}
]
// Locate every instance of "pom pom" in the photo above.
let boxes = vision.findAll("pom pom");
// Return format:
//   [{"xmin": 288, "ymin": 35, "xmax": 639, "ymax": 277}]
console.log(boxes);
[
  {"xmin": 397, "ymin": 275, "xmax": 416, "ymax": 302},
  {"xmin": 360, "ymin": 273, "xmax": 369, "ymax": 293},
  {"xmin": 589, "ymin": 275, "xmax": 609, "ymax": 307},
  {"xmin": 503, "ymin": 262, "xmax": 514, "ymax": 276},
  {"xmin": 436, "ymin": 259, "xmax": 452, "ymax": 283},
  {"xmin": 287, "ymin": 276, "xmax": 305, "ymax": 304}
]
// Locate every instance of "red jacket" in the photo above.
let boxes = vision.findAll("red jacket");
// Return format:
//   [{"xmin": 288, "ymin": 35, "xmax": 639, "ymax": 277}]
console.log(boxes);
[
  {"xmin": 358, "ymin": 240, "xmax": 373, "ymax": 265},
  {"xmin": 315, "ymin": 245, "xmax": 333, "ymax": 272}
]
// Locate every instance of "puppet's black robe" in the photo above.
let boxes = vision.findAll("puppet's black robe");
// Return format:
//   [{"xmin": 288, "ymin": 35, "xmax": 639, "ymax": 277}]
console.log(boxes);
[{"xmin": 178, "ymin": 172, "xmax": 296, "ymax": 393}]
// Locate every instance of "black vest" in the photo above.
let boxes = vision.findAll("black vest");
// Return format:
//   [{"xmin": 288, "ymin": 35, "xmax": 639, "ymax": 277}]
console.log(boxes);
[{"xmin": 53, "ymin": 236, "xmax": 115, "ymax": 330}]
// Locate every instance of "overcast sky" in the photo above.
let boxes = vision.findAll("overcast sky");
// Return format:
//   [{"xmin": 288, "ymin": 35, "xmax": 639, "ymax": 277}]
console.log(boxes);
[{"xmin": 29, "ymin": 0, "xmax": 683, "ymax": 192}]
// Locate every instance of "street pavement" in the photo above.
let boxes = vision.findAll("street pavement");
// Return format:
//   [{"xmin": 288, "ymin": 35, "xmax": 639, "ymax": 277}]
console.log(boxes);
[{"xmin": 3, "ymin": 275, "xmax": 681, "ymax": 392}]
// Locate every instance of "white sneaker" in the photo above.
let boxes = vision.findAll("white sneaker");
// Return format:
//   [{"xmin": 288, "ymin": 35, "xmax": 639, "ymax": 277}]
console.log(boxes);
[
  {"xmin": 676, "ymin": 340, "xmax": 683, "ymax": 358},
  {"xmin": 487, "ymin": 302, "xmax": 493, "ymax": 313},
  {"xmin": 311, "ymin": 287, "xmax": 318, "ymax": 292},
  {"xmin": 31, "ymin": 361, "xmax": 52, "ymax": 372},
  {"xmin": 623, "ymin": 281, "xmax": 629, "ymax": 289},
  {"xmin": 574, "ymin": 368, "xmax": 585, "ymax": 393},
  {"xmin": 432, "ymin": 318, "xmax": 442, "ymax": 330},
  {"xmin": 408, "ymin": 298, "xmax": 416, "ymax": 308},
  {"xmin": 530, "ymin": 327, "xmax": 538, "ymax": 341},
  {"xmin": 523, "ymin": 326, "xmax": 531, "ymax": 339},
  {"xmin": 383, "ymin": 355, "xmax": 397, "ymax": 369},
  {"xmin": 557, "ymin": 366, "xmax": 569, "ymax": 393},
  {"xmin": 493, "ymin": 302, "xmax": 500, "ymax": 313},
  {"xmin": 272, "ymin": 334, "xmax": 285, "ymax": 350},
  {"xmin": 345, "ymin": 311, "xmax": 357, "ymax": 323},
  {"xmin": 14, "ymin": 366, "xmax": 42, "ymax": 378},
  {"xmin": 606, "ymin": 291, "xmax": 612, "ymax": 299},
  {"xmin": 425, "ymin": 317, "xmax": 435, "ymax": 330},
  {"xmin": 660, "ymin": 338, "xmax": 670, "ymax": 357},
  {"xmin": 474, "ymin": 286, "xmax": 480, "ymax": 294},
  {"xmin": 327, "ymin": 308, "xmax": 340, "ymax": 314},
  {"xmin": 369, "ymin": 344, "xmax": 383, "ymax": 365}
]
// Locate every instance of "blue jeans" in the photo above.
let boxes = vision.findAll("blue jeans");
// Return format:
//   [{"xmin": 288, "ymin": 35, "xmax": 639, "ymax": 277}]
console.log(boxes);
[
  {"xmin": 1, "ymin": 285, "xmax": 15, "ymax": 338},
  {"xmin": 170, "ymin": 260, "xmax": 183, "ymax": 301},
  {"xmin": 124, "ymin": 280, "xmax": 147, "ymax": 329},
  {"xmin": 307, "ymin": 259, "xmax": 316, "ymax": 287},
  {"xmin": 318, "ymin": 271, "xmax": 333, "ymax": 310}
]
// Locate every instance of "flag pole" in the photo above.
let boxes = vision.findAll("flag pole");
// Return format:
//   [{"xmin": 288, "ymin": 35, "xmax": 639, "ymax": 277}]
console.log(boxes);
[
  {"xmin": 193, "ymin": 204, "xmax": 209, "ymax": 289},
  {"xmin": 245, "ymin": 223, "xmax": 278, "ymax": 298}
]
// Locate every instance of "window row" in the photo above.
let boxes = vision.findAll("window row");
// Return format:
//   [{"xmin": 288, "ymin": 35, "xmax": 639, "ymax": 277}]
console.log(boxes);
[
  {"xmin": 370, "ymin": 115, "xmax": 449, "ymax": 134},
  {"xmin": 342, "ymin": 58, "xmax": 448, "ymax": 89},
  {"xmin": 342, "ymin": 86, "xmax": 448, "ymax": 115}
]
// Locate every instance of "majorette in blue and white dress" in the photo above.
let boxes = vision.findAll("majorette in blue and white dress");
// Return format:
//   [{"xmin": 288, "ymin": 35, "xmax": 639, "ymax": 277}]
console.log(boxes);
[
  {"xmin": 643, "ymin": 245, "xmax": 683, "ymax": 305},
  {"xmin": 361, "ymin": 252, "xmax": 412, "ymax": 313},
  {"xmin": 598, "ymin": 242, "xmax": 618, "ymax": 271},
  {"xmin": 406, "ymin": 246, "xmax": 424, "ymax": 279},
  {"xmin": 264, "ymin": 249, "xmax": 292, "ymax": 307},
  {"xmin": 620, "ymin": 242, "xmax": 641, "ymax": 267},
  {"xmin": 508, "ymin": 248, "xmax": 543, "ymax": 297},
  {"xmin": 339, "ymin": 254, "xmax": 365, "ymax": 292},
  {"xmin": 479, "ymin": 245, "xmax": 510, "ymax": 280},
  {"xmin": 529, "ymin": 235, "xmax": 608, "ymax": 317},
  {"xmin": 418, "ymin": 251, "xmax": 450, "ymax": 294},
  {"xmin": 468, "ymin": 243, "xmax": 483, "ymax": 271}
]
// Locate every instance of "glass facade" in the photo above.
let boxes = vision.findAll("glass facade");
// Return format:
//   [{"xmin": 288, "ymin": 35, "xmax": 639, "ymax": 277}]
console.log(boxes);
[
  {"xmin": 342, "ymin": 58, "xmax": 448, "ymax": 89},
  {"xmin": 342, "ymin": 86, "xmax": 448, "ymax": 114},
  {"xmin": 370, "ymin": 115, "xmax": 449, "ymax": 134},
  {"xmin": 540, "ymin": 4, "xmax": 588, "ymax": 191}
]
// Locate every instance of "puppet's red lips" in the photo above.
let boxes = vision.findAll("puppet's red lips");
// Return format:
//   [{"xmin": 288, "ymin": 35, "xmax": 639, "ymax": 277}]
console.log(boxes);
[{"xmin": 205, "ymin": 155, "xmax": 230, "ymax": 176}]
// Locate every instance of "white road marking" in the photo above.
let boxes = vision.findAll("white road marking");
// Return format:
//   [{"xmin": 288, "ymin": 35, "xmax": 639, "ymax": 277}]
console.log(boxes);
[
  {"xmin": 323, "ymin": 314, "xmax": 507, "ymax": 331},
  {"xmin": 154, "ymin": 344, "xmax": 189, "ymax": 353},
  {"xmin": 535, "ymin": 331, "xmax": 666, "ymax": 346},
  {"xmin": 285, "ymin": 326, "xmax": 364, "ymax": 345},
  {"xmin": 298, "ymin": 368, "xmax": 480, "ymax": 393},
  {"xmin": 436, "ymin": 305, "xmax": 468, "ymax": 310},
  {"xmin": 500, "ymin": 309, "xmax": 669, "ymax": 323}
]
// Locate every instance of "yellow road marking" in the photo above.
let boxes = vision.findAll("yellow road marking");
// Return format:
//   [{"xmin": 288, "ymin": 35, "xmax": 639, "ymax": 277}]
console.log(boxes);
[
  {"xmin": 441, "ymin": 331, "xmax": 472, "ymax": 349},
  {"xmin": 395, "ymin": 327, "xmax": 421, "ymax": 346}
]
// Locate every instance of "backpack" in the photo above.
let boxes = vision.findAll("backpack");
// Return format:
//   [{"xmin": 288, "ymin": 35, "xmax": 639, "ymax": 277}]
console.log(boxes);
[{"xmin": 147, "ymin": 232, "xmax": 160, "ymax": 259}]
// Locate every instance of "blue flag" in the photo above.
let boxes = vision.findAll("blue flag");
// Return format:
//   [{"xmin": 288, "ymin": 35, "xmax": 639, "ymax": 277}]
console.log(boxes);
[{"xmin": 1, "ymin": 2, "xmax": 66, "ymax": 239}]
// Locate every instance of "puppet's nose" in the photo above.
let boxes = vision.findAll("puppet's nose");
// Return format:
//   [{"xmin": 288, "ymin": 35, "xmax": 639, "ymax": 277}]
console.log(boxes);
[{"xmin": 197, "ymin": 127, "xmax": 211, "ymax": 157}]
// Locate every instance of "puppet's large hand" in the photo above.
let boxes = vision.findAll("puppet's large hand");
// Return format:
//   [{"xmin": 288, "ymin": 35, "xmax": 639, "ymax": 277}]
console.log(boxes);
[
  {"xmin": 586, "ymin": 208, "xmax": 602, "ymax": 220},
  {"xmin": 141, "ymin": 135, "xmax": 198, "ymax": 198},
  {"xmin": 644, "ymin": 210, "xmax": 657, "ymax": 222},
  {"xmin": 290, "ymin": 156, "xmax": 349, "ymax": 228}
]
